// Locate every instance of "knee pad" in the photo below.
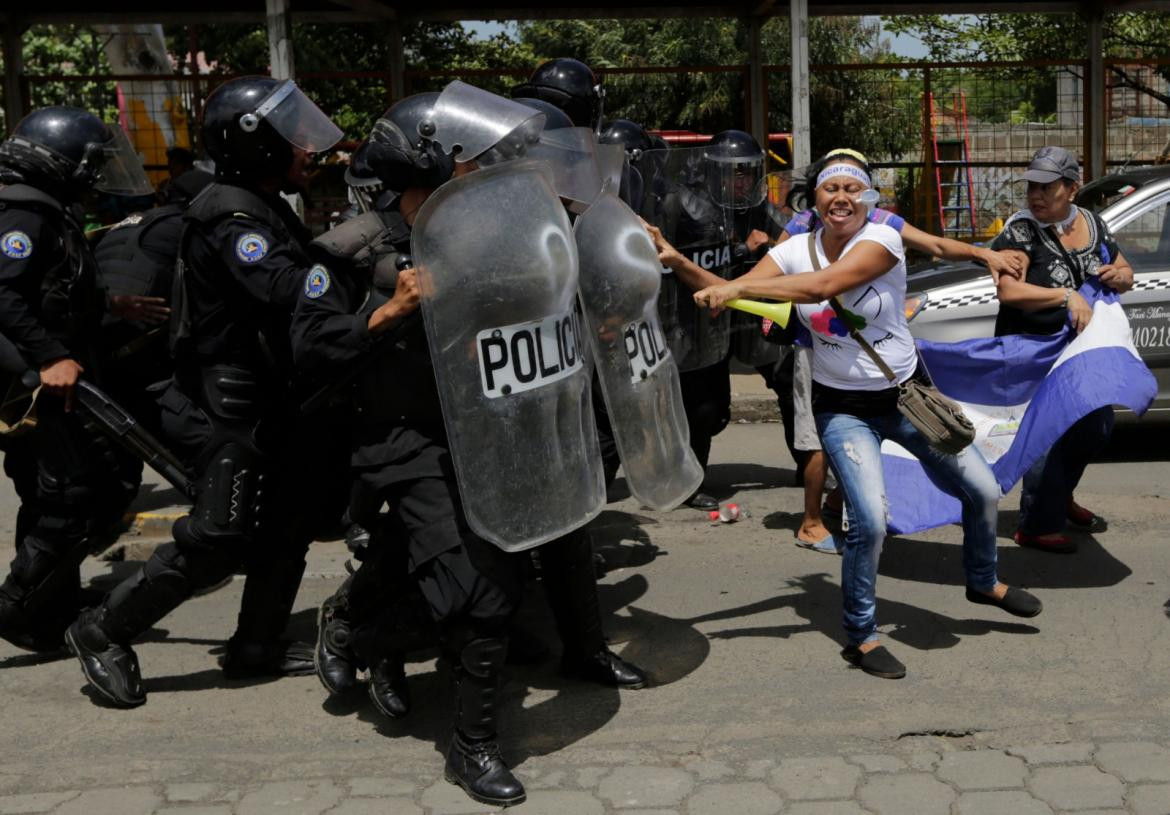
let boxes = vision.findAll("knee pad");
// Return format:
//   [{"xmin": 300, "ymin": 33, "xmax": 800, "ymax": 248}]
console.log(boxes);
[
  {"xmin": 189, "ymin": 441, "xmax": 267, "ymax": 542},
  {"xmin": 459, "ymin": 635, "xmax": 508, "ymax": 680}
]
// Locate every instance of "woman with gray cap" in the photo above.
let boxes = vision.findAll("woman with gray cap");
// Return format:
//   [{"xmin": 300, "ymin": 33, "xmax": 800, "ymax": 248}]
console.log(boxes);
[{"xmin": 990, "ymin": 145, "xmax": 1135, "ymax": 554}]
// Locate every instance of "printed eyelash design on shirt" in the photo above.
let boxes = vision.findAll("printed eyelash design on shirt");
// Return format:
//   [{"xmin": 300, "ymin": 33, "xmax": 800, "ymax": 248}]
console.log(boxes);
[
  {"xmin": 871, "ymin": 332, "xmax": 895, "ymax": 348},
  {"xmin": 817, "ymin": 336, "xmax": 843, "ymax": 351}
]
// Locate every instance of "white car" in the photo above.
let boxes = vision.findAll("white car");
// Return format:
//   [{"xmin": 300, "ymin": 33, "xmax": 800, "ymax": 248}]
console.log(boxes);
[{"xmin": 906, "ymin": 165, "xmax": 1170, "ymax": 419}]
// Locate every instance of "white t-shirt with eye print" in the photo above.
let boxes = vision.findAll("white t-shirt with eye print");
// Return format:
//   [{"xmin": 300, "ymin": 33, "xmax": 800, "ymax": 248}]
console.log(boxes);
[{"xmin": 766, "ymin": 222, "xmax": 918, "ymax": 391}]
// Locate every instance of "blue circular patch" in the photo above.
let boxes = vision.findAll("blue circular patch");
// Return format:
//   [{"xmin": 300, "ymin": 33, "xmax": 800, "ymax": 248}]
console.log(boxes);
[
  {"xmin": 235, "ymin": 232, "xmax": 269, "ymax": 264},
  {"xmin": 1, "ymin": 231, "xmax": 33, "ymax": 260},
  {"xmin": 304, "ymin": 264, "xmax": 331, "ymax": 299}
]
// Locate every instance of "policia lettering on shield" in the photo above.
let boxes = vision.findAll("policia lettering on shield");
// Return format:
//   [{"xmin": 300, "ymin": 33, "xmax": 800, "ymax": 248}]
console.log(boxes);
[{"xmin": 66, "ymin": 77, "xmax": 349, "ymax": 707}]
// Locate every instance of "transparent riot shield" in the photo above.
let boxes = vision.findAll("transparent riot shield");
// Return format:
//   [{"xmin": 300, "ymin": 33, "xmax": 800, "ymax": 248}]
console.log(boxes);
[
  {"xmin": 425, "ymin": 80, "xmax": 545, "ymax": 165},
  {"xmin": 640, "ymin": 145, "xmax": 732, "ymax": 371},
  {"xmin": 411, "ymin": 161, "xmax": 604, "ymax": 551},
  {"xmin": 524, "ymin": 126, "xmax": 604, "ymax": 213},
  {"xmin": 575, "ymin": 191, "xmax": 703, "ymax": 510}
]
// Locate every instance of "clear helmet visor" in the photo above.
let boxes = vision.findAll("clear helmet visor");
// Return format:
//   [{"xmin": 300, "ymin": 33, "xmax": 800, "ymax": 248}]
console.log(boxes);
[
  {"xmin": 252, "ymin": 80, "xmax": 343, "ymax": 154},
  {"xmin": 425, "ymin": 80, "xmax": 545, "ymax": 165},
  {"xmin": 93, "ymin": 126, "xmax": 154, "ymax": 196},
  {"xmin": 707, "ymin": 152, "xmax": 765, "ymax": 210},
  {"xmin": 525, "ymin": 126, "xmax": 604, "ymax": 212}
]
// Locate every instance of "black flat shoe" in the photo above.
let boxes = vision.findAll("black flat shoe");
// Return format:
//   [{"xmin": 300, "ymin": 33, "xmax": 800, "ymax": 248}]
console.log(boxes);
[
  {"xmin": 841, "ymin": 644, "xmax": 906, "ymax": 679},
  {"xmin": 966, "ymin": 586, "xmax": 1042, "ymax": 618}
]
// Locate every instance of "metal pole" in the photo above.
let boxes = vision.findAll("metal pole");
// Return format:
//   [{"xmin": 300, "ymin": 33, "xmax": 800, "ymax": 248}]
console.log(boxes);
[
  {"xmin": 1086, "ymin": 11, "xmax": 1105, "ymax": 181},
  {"xmin": 748, "ymin": 16, "xmax": 767, "ymax": 149},
  {"xmin": 266, "ymin": 0, "xmax": 295, "ymax": 81},
  {"xmin": 388, "ymin": 21, "xmax": 405, "ymax": 103},
  {"xmin": 789, "ymin": 0, "xmax": 811, "ymax": 169},
  {"xmin": 3, "ymin": 21, "xmax": 25, "ymax": 134}
]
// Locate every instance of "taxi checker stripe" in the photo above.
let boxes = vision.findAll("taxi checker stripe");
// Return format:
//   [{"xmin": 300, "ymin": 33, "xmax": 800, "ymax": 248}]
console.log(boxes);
[
  {"xmin": 921, "ymin": 276, "xmax": 1170, "ymax": 312},
  {"xmin": 921, "ymin": 291, "xmax": 998, "ymax": 311}
]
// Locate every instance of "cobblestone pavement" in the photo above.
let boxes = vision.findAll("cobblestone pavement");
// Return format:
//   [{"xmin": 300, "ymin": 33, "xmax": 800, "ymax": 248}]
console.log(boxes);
[
  {"xmin": 3, "ymin": 734, "xmax": 1170, "ymax": 814},
  {"xmin": 2, "ymin": 424, "xmax": 1168, "ymax": 814}
]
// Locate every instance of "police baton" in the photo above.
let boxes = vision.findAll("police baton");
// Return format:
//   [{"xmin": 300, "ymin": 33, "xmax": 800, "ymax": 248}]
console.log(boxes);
[{"xmin": 21, "ymin": 370, "xmax": 196, "ymax": 500}]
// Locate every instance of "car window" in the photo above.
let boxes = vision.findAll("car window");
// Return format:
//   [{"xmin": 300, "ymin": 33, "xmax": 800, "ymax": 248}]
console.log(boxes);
[
  {"xmin": 1109, "ymin": 193, "xmax": 1170, "ymax": 270},
  {"xmin": 1079, "ymin": 180, "xmax": 1137, "ymax": 212}
]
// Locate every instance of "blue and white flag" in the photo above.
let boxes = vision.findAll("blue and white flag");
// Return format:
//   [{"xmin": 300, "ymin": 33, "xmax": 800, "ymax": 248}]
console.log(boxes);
[{"xmin": 884, "ymin": 278, "xmax": 1157, "ymax": 534}]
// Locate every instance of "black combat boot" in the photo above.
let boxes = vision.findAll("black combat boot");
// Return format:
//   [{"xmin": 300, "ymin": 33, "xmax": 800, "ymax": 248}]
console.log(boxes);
[
  {"xmin": 314, "ymin": 574, "xmax": 360, "ymax": 694},
  {"xmin": 561, "ymin": 647, "xmax": 648, "ymax": 689},
  {"xmin": 541, "ymin": 530, "xmax": 649, "ymax": 689},
  {"xmin": 65, "ymin": 554, "xmax": 193, "ymax": 707},
  {"xmin": 368, "ymin": 653, "xmax": 411, "ymax": 719},
  {"xmin": 65, "ymin": 607, "xmax": 145, "ymax": 707},
  {"xmin": 223, "ymin": 555, "xmax": 314, "ymax": 678},
  {"xmin": 444, "ymin": 635, "xmax": 525, "ymax": 807}
]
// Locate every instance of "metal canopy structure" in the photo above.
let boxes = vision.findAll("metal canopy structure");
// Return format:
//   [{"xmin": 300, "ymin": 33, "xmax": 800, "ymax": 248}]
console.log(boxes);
[
  {"xmin": 2, "ymin": 0, "xmax": 1167, "ymax": 180},
  {"xmin": 0, "ymin": 0, "xmax": 1162, "ymax": 23}
]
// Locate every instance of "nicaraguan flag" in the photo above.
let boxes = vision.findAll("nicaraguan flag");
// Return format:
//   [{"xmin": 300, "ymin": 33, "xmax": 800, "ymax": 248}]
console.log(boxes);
[{"xmin": 884, "ymin": 277, "xmax": 1157, "ymax": 534}]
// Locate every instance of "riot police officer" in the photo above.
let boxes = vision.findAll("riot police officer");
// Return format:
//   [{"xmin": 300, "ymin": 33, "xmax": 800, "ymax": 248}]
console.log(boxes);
[
  {"xmin": 65, "ymin": 77, "xmax": 345, "ymax": 706},
  {"xmin": 599, "ymin": 118, "xmax": 652, "ymax": 211},
  {"xmin": 512, "ymin": 57, "xmax": 605, "ymax": 133},
  {"xmin": 645, "ymin": 129, "xmax": 783, "ymax": 509},
  {"xmin": 294, "ymin": 89, "xmax": 532, "ymax": 807},
  {"xmin": 0, "ymin": 106, "xmax": 155, "ymax": 652}
]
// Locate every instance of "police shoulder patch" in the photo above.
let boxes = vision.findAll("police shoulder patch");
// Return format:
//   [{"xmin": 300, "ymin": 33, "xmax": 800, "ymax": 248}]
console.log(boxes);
[
  {"xmin": 1, "ymin": 230, "xmax": 33, "ymax": 260},
  {"xmin": 304, "ymin": 264, "xmax": 331, "ymax": 299},
  {"xmin": 235, "ymin": 232, "xmax": 270, "ymax": 263}
]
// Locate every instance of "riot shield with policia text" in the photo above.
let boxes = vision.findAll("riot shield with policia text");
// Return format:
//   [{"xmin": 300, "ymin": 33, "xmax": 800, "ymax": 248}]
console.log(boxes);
[
  {"xmin": 411, "ymin": 161, "xmax": 605, "ymax": 552},
  {"xmin": 640, "ymin": 144, "xmax": 734, "ymax": 372},
  {"xmin": 574, "ymin": 190, "xmax": 703, "ymax": 510}
]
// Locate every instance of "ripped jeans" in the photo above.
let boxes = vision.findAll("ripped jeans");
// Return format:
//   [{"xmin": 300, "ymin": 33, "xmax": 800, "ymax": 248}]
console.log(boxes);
[{"xmin": 815, "ymin": 410, "xmax": 1001, "ymax": 646}]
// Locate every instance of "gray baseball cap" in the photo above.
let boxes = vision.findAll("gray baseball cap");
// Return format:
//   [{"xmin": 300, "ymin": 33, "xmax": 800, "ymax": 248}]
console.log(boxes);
[{"xmin": 1022, "ymin": 146, "xmax": 1080, "ymax": 184}]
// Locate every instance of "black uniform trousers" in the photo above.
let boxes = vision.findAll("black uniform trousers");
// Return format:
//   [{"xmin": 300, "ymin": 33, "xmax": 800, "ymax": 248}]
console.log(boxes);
[{"xmin": 1, "ymin": 396, "xmax": 134, "ymax": 639}]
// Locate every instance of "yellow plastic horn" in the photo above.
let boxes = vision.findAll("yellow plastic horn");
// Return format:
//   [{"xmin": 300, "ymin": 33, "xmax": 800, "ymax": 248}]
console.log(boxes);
[{"xmin": 724, "ymin": 298, "xmax": 792, "ymax": 328}]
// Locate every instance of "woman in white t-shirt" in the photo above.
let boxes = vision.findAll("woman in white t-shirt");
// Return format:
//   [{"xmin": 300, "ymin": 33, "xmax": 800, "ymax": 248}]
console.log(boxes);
[{"xmin": 691, "ymin": 156, "xmax": 1042, "ymax": 679}]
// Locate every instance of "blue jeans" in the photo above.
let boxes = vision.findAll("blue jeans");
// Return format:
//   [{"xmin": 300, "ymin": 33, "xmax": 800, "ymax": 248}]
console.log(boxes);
[
  {"xmin": 815, "ymin": 410, "xmax": 1001, "ymax": 646},
  {"xmin": 1018, "ymin": 406, "xmax": 1114, "ymax": 535}
]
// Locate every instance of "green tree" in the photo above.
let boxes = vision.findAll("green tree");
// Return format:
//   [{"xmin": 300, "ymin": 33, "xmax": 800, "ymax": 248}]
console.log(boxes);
[
  {"xmin": 882, "ymin": 12, "xmax": 1170, "ymax": 114},
  {"xmin": 11, "ymin": 25, "xmax": 117, "ymax": 130}
]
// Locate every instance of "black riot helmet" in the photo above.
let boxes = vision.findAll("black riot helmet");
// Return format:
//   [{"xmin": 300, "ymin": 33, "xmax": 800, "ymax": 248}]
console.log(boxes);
[
  {"xmin": 599, "ymin": 119, "xmax": 652, "ymax": 161},
  {"xmin": 0, "ymin": 106, "xmax": 153, "ymax": 199},
  {"xmin": 357, "ymin": 92, "xmax": 456, "ymax": 195},
  {"xmin": 201, "ymin": 76, "xmax": 341, "ymax": 183},
  {"xmin": 705, "ymin": 129, "xmax": 766, "ymax": 210},
  {"xmin": 512, "ymin": 58, "xmax": 604, "ymax": 132},
  {"xmin": 513, "ymin": 97, "xmax": 574, "ymax": 131}
]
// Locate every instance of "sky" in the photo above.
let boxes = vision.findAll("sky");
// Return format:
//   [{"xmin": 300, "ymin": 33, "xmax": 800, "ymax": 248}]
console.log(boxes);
[{"xmin": 465, "ymin": 17, "xmax": 933, "ymax": 59}]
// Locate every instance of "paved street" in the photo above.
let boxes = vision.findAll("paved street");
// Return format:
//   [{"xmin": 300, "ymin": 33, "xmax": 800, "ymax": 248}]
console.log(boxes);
[{"xmin": 1, "ymin": 407, "xmax": 1169, "ymax": 814}]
